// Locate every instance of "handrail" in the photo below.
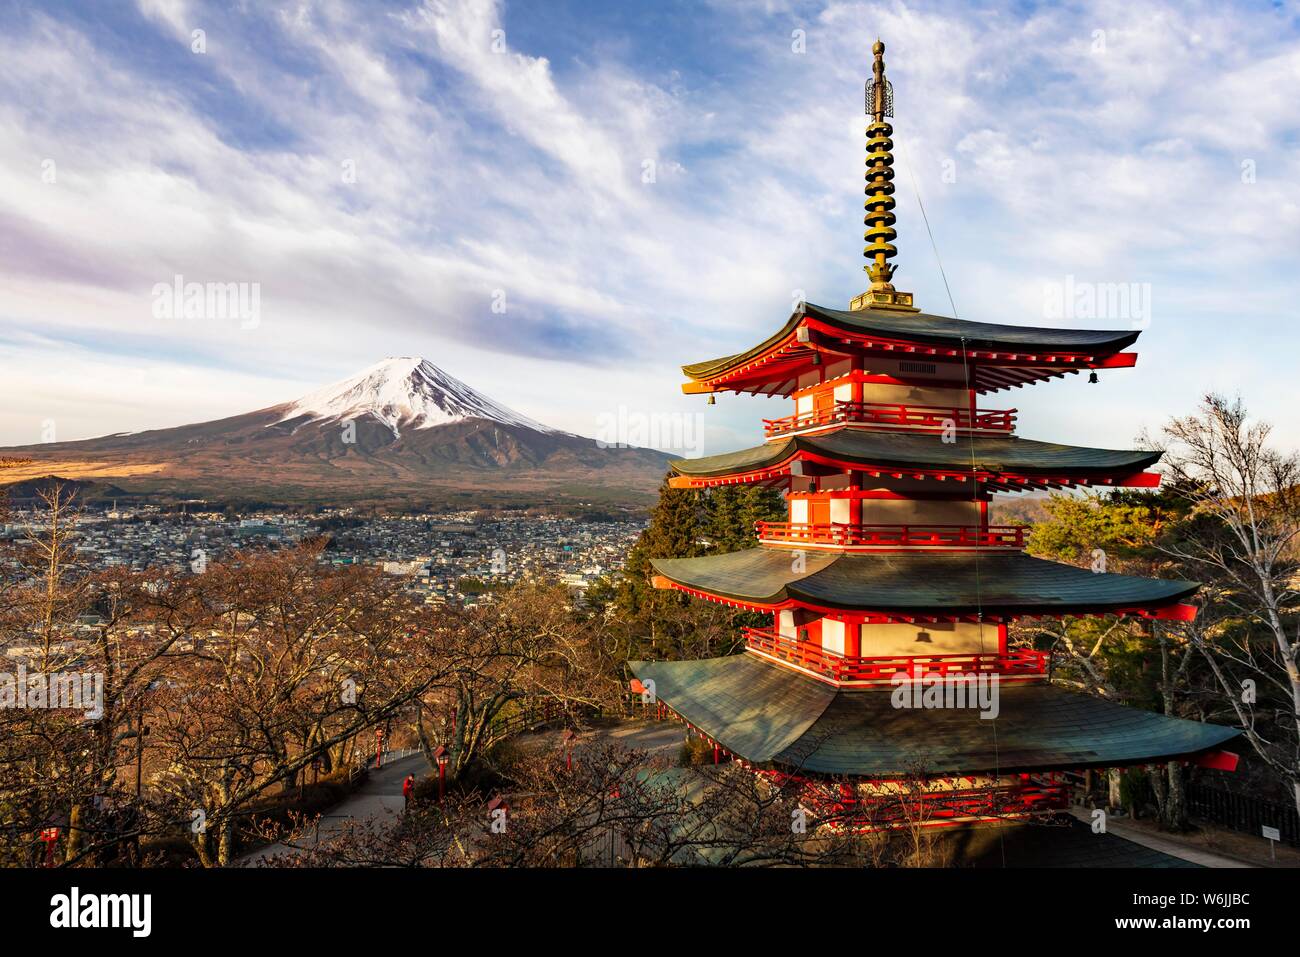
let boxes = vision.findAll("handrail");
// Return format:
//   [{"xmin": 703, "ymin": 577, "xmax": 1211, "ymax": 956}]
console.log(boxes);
[
  {"xmin": 763, "ymin": 400, "xmax": 1016, "ymax": 437},
  {"xmin": 756, "ymin": 521, "xmax": 1027, "ymax": 549},
  {"xmin": 742, "ymin": 627, "xmax": 1048, "ymax": 681}
]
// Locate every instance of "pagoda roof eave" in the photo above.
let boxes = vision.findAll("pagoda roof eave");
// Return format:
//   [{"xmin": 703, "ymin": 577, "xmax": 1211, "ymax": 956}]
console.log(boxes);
[
  {"xmin": 682, "ymin": 303, "xmax": 1142, "ymax": 396},
  {"xmin": 667, "ymin": 429, "xmax": 1162, "ymax": 490},
  {"xmin": 648, "ymin": 548, "xmax": 1199, "ymax": 618},
  {"xmin": 628, "ymin": 655, "xmax": 1240, "ymax": 777}
]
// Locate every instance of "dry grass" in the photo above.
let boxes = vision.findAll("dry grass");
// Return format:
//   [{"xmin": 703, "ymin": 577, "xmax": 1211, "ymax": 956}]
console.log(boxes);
[{"xmin": 0, "ymin": 458, "xmax": 170, "ymax": 483}]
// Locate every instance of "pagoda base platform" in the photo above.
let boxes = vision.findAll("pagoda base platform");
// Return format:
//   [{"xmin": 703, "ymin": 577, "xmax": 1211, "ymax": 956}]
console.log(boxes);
[
  {"xmin": 628, "ymin": 653, "xmax": 1239, "ymax": 778},
  {"xmin": 768, "ymin": 768, "xmax": 1073, "ymax": 831}
]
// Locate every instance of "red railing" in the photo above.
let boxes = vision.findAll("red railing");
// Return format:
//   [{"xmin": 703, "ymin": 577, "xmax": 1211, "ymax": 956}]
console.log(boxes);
[
  {"xmin": 742, "ymin": 627, "xmax": 1048, "ymax": 682},
  {"xmin": 763, "ymin": 400, "xmax": 1016, "ymax": 438},
  {"xmin": 756, "ymin": 767, "xmax": 1071, "ymax": 831},
  {"xmin": 756, "ymin": 521, "xmax": 1027, "ymax": 549}
]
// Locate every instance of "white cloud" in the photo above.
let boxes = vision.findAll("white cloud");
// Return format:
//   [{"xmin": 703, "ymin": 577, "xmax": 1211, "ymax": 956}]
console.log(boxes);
[{"xmin": 0, "ymin": 0, "xmax": 1296, "ymax": 454}]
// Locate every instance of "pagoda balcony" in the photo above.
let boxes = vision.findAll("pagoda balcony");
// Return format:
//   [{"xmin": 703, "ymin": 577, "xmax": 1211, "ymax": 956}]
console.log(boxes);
[
  {"xmin": 756, "ymin": 521, "xmax": 1027, "ymax": 550},
  {"xmin": 762, "ymin": 400, "xmax": 1016, "ymax": 439},
  {"xmin": 742, "ymin": 627, "xmax": 1048, "ymax": 683}
]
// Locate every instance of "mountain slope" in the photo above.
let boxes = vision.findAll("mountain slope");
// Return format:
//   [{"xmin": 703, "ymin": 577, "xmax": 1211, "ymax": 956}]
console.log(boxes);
[{"xmin": 1, "ymin": 358, "xmax": 671, "ymax": 506}]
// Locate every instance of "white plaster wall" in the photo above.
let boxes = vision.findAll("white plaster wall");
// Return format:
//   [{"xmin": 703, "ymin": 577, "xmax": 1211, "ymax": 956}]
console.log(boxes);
[
  {"xmin": 859, "ymin": 498, "xmax": 980, "ymax": 525},
  {"xmin": 822, "ymin": 619, "xmax": 846, "ymax": 656},
  {"xmin": 859, "ymin": 621, "xmax": 994, "ymax": 656},
  {"xmin": 830, "ymin": 498, "xmax": 852, "ymax": 524},
  {"xmin": 861, "ymin": 381, "xmax": 968, "ymax": 409}
]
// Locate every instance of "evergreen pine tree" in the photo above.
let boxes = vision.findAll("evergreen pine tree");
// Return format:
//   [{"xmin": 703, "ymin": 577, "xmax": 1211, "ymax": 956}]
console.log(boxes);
[
  {"xmin": 706, "ymin": 485, "xmax": 785, "ymax": 553},
  {"xmin": 616, "ymin": 472, "xmax": 704, "ymax": 620},
  {"xmin": 613, "ymin": 478, "xmax": 789, "ymax": 663}
]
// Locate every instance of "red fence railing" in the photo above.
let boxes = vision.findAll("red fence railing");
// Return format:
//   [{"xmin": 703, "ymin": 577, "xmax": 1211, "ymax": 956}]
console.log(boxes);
[
  {"xmin": 742, "ymin": 627, "xmax": 1048, "ymax": 682},
  {"xmin": 763, "ymin": 400, "xmax": 1016, "ymax": 437},
  {"xmin": 756, "ymin": 522, "xmax": 1027, "ymax": 549}
]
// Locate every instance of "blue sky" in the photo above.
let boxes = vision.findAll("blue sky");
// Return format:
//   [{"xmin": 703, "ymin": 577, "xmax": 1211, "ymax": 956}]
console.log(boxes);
[{"xmin": 1, "ymin": 0, "xmax": 1298, "ymax": 457}]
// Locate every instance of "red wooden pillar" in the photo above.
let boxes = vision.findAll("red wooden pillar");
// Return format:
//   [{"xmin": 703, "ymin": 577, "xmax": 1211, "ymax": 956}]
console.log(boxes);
[{"xmin": 844, "ymin": 619, "xmax": 862, "ymax": 659}]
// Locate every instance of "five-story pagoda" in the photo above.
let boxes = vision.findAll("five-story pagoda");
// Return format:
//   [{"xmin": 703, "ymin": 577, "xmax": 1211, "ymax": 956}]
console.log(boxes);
[{"xmin": 630, "ymin": 40, "xmax": 1238, "ymax": 829}]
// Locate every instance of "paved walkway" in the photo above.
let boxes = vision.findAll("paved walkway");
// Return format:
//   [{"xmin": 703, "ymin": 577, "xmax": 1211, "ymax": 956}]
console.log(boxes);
[
  {"xmin": 513, "ymin": 716, "xmax": 686, "ymax": 758},
  {"xmin": 238, "ymin": 721, "xmax": 686, "ymax": 865},
  {"xmin": 240, "ymin": 751, "xmax": 426, "ymax": 865},
  {"xmin": 1066, "ymin": 806, "xmax": 1254, "ymax": 868}
]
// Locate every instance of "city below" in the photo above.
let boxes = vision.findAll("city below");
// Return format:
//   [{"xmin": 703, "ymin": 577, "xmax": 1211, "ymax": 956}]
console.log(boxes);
[{"xmin": 0, "ymin": 502, "xmax": 643, "ymax": 614}]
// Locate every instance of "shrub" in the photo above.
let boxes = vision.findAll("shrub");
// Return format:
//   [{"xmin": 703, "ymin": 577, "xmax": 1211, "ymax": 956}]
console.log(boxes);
[{"xmin": 678, "ymin": 736, "xmax": 713, "ymax": 766}]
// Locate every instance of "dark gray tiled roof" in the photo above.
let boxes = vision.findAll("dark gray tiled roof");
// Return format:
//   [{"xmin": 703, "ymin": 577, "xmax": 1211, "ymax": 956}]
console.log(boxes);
[
  {"xmin": 629, "ymin": 654, "xmax": 1239, "ymax": 776},
  {"xmin": 651, "ymin": 548, "xmax": 1198, "ymax": 613},
  {"xmin": 683, "ymin": 302, "xmax": 1140, "ymax": 379},
  {"xmin": 670, "ymin": 428, "xmax": 1161, "ymax": 478}
]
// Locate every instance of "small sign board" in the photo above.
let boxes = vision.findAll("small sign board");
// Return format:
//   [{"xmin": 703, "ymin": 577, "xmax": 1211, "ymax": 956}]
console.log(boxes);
[{"xmin": 1262, "ymin": 825, "xmax": 1281, "ymax": 841}]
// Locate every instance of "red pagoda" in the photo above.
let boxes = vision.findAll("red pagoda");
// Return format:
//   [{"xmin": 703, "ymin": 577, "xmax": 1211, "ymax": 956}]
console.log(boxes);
[{"xmin": 630, "ymin": 40, "xmax": 1238, "ymax": 829}]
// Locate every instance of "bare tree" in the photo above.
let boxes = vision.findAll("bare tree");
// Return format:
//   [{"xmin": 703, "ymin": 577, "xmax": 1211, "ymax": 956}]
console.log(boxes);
[
  {"xmin": 1, "ymin": 485, "xmax": 109, "ymax": 864},
  {"xmin": 1152, "ymin": 393, "xmax": 1300, "ymax": 815},
  {"xmin": 253, "ymin": 738, "xmax": 1017, "ymax": 869},
  {"xmin": 412, "ymin": 582, "xmax": 619, "ymax": 782},
  {"xmin": 139, "ymin": 545, "xmax": 450, "ymax": 866}
]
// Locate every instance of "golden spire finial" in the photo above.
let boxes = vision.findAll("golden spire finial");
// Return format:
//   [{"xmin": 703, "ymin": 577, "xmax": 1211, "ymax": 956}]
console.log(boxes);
[
  {"xmin": 851, "ymin": 38, "xmax": 917, "ymax": 312},
  {"xmin": 869, "ymin": 39, "xmax": 888, "ymax": 122}
]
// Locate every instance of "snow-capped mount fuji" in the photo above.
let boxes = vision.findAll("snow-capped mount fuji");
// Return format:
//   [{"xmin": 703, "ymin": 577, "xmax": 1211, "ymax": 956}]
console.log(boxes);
[
  {"xmin": 277, "ymin": 357, "xmax": 560, "ymax": 438},
  {"xmin": 2, "ymin": 359, "xmax": 670, "ymax": 506}
]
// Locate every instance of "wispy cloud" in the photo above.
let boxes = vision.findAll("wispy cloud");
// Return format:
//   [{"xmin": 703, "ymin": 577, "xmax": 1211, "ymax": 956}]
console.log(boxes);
[{"xmin": 0, "ymin": 0, "xmax": 1297, "ymax": 453}]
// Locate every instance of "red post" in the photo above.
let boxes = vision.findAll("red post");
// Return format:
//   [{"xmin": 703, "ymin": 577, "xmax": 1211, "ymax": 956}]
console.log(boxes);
[
  {"xmin": 434, "ymin": 744, "xmax": 448, "ymax": 804},
  {"xmin": 563, "ymin": 729, "xmax": 577, "ymax": 772},
  {"xmin": 713, "ymin": 743, "xmax": 720, "ymax": 765},
  {"xmin": 375, "ymin": 728, "xmax": 384, "ymax": 769},
  {"xmin": 40, "ymin": 827, "xmax": 60, "ymax": 868}
]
